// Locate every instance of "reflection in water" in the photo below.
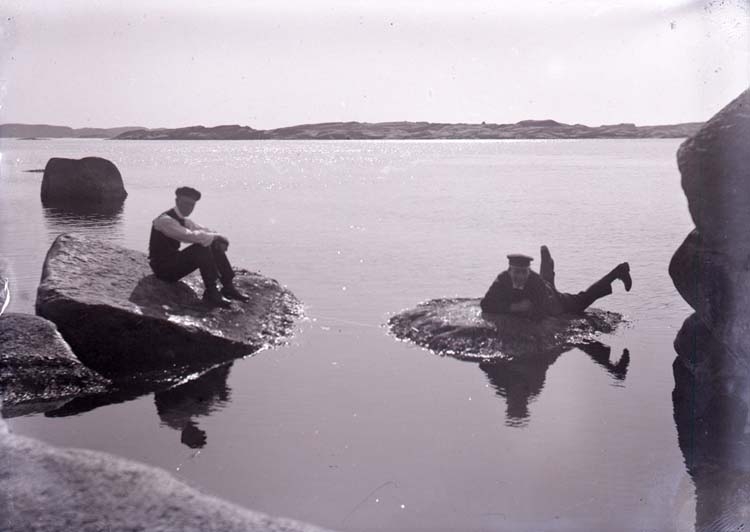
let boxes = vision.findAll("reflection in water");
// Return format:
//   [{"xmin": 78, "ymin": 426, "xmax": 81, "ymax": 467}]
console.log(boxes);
[
  {"xmin": 673, "ymin": 314, "xmax": 750, "ymax": 531},
  {"xmin": 480, "ymin": 341, "xmax": 630, "ymax": 427},
  {"xmin": 42, "ymin": 201, "xmax": 124, "ymax": 239},
  {"xmin": 155, "ymin": 363, "xmax": 233, "ymax": 449}
]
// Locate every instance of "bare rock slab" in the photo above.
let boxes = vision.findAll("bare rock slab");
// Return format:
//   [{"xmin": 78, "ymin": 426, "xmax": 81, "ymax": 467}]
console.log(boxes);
[
  {"xmin": 36, "ymin": 233, "xmax": 302, "ymax": 377},
  {"xmin": 388, "ymin": 298, "xmax": 623, "ymax": 361},
  {"xmin": 41, "ymin": 156, "xmax": 127, "ymax": 206},
  {"xmin": 0, "ymin": 422, "xmax": 335, "ymax": 532},
  {"xmin": 0, "ymin": 313, "xmax": 110, "ymax": 417}
]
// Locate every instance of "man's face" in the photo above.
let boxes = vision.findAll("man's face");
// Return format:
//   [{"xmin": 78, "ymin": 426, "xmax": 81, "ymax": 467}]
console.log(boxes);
[
  {"xmin": 175, "ymin": 195, "xmax": 197, "ymax": 217},
  {"xmin": 509, "ymin": 265, "xmax": 530, "ymax": 289}
]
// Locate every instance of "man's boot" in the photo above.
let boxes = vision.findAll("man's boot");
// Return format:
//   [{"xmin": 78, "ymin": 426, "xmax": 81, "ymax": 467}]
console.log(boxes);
[
  {"xmin": 540, "ymin": 245, "xmax": 555, "ymax": 286},
  {"xmin": 607, "ymin": 262, "xmax": 632, "ymax": 292},
  {"xmin": 221, "ymin": 282, "xmax": 250, "ymax": 302},
  {"xmin": 203, "ymin": 284, "xmax": 232, "ymax": 308}
]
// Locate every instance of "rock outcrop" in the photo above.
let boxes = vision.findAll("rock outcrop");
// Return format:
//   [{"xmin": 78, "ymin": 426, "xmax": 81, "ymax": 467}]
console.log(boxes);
[
  {"xmin": 669, "ymin": 88, "xmax": 750, "ymax": 388},
  {"xmin": 669, "ymin": 89, "xmax": 750, "ymax": 530},
  {"xmin": 36, "ymin": 233, "xmax": 302, "ymax": 377},
  {"xmin": 0, "ymin": 420, "xmax": 334, "ymax": 532},
  {"xmin": 41, "ymin": 157, "xmax": 127, "ymax": 206},
  {"xmin": 0, "ymin": 313, "xmax": 110, "ymax": 417},
  {"xmin": 388, "ymin": 297, "xmax": 623, "ymax": 361}
]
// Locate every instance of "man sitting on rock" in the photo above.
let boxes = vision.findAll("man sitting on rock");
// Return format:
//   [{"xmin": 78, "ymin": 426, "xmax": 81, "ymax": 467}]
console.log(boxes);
[
  {"xmin": 149, "ymin": 186, "xmax": 248, "ymax": 308},
  {"xmin": 480, "ymin": 246, "xmax": 631, "ymax": 319}
]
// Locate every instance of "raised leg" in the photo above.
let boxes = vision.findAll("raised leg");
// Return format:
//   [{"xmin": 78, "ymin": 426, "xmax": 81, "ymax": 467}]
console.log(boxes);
[{"xmin": 540, "ymin": 245, "xmax": 555, "ymax": 286}]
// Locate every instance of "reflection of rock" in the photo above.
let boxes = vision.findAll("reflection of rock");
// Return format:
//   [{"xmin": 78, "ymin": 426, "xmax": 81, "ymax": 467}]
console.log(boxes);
[
  {"xmin": 155, "ymin": 363, "xmax": 233, "ymax": 449},
  {"xmin": 0, "ymin": 420, "xmax": 334, "ymax": 532},
  {"xmin": 36, "ymin": 233, "xmax": 302, "ymax": 377},
  {"xmin": 388, "ymin": 297, "xmax": 623, "ymax": 360},
  {"xmin": 40, "ymin": 157, "xmax": 127, "ymax": 206},
  {"xmin": 673, "ymin": 315, "xmax": 750, "ymax": 531},
  {"xmin": 481, "ymin": 341, "xmax": 630, "ymax": 426},
  {"xmin": 0, "ymin": 313, "xmax": 110, "ymax": 417},
  {"xmin": 43, "ymin": 202, "xmax": 124, "ymax": 221},
  {"xmin": 670, "ymin": 89, "xmax": 750, "ymax": 530}
]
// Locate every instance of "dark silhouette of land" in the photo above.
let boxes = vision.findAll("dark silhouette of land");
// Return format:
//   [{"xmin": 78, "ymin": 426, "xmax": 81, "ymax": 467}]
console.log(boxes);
[{"xmin": 1, "ymin": 119, "xmax": 703, "ymax": 140}]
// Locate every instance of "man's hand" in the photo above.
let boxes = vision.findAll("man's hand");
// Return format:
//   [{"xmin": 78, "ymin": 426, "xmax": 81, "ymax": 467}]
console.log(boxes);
[
  {"xmin": 212, "ymin": 235, "xmax": 229, "ymax": 252},
  {"xmin": 510, "ymin": 299, "xmax": 533, "ymax": 314}
]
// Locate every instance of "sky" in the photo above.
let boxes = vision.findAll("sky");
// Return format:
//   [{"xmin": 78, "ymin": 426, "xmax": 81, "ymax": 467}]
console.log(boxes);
[{"xmin": 0, "ymin": 0, "xmax": 748, "ymax": 129}]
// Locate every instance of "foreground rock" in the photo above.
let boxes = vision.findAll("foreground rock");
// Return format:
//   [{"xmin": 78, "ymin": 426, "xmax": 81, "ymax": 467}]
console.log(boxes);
[
  {"xmin": 669, "ymin": 88, "xmax": 750, "ymax": 399},
  {"xmin": 0, "ymin": 313, "xmax": 110, "ymax": 417},
  {"xmin": 388, "ymin": 298, "xmax": 623, "ymax": 361},
  {"xmin": 36, "ymin": 233, "xmax": 302, "ymax": 377},
  {"xmin": 41, "ymin": 156, "xmax": 127, "ymax": 206},
  {"xmin": 0, "ymin": 421, "xmax": 334, "ymax": 532},
  {"xmin": 677, "ymin": 89, "xmax": 750, "ymax": 260},
  {"xmin": 669, "ymin": 89, "xmax": 750, "ymax": 530}
]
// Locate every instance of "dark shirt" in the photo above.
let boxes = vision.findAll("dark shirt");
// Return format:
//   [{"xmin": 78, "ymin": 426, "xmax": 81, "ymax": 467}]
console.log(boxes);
[
  {"xmin": 480, "ymin": 270, "xmax": 557, "ymax": 319},
  {"xmin": 148, "ymin": 208, "xmax": 184, "ymax": 265}
]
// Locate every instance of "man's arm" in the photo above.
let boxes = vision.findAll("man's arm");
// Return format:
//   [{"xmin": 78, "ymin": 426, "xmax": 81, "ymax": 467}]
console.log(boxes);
[
  {"xmin": 185, "ymin": 218, "xmax": 229, "ymax": 245},
  {"xmin": 508, "ymin": 299, "xmax": 533, "ymax": 314},
  {"xmin": 481, "ymin": 275, "xmax": 515, "ymax": 314},
  {"xmin": 153, "ymin": 215, "xmax": 218, "ymax": 247}
]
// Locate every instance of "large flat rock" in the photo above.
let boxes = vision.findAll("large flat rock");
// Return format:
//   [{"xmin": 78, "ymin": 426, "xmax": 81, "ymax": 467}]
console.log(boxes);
[
  {"xmin": 0, "ymin": 421, "xmax": 335, "ymax": 532},
  {"xmin": 36, "ymin": 233, "xmax": 302, "ymax": 377},
  {"xmin": 0, "ymin": 313, "xmax": 110, "ymax": 417},
  {"xmin": 388, "ymin": 298, "xmax": 623, "ymax": 361}
]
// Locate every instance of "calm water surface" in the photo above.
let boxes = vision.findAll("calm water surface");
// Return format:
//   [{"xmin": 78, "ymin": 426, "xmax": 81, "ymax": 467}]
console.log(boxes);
[{"xmin": 0, "ymin": 138, "xmax": 695, "ymax": 531}]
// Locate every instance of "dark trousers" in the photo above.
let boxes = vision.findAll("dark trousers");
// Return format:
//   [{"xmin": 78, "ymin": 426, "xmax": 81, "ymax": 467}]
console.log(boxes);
[
  {"xmin": 151, "ymin": 242, "xmax": 234, "ymax": 289},
  {"xmin": 556, "ymin": 276, "xmax": 613, "ymax": 314},
  {"xmin": 540, "ymin": 252, "xmax": 613, "ymax": 314}
]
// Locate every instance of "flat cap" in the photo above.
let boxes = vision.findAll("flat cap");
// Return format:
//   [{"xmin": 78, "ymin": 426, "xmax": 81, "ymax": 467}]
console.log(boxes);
[
  {"xmin": 507, "ymin": 254, "xmax": 533, "ymax": 267},
  {"xmin": 175, "ymin": 186, "xmax": 201, "ymax": 201}
]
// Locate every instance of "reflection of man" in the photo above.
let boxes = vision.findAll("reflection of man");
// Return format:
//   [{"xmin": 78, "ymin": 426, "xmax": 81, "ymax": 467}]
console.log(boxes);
[
  {"xmin": 481, "ymin": 246, "xmax": 632, "ymax": 319},
  {"xmin": 148, "ymin": 187, "xmax": 248, "ymax": 308},
  {"xmin": 154, "ymin": 363, "xmax": 233, "ymax": 449},
  {"xmin": 480, "ymin": 351, "xmax": 562, "ymax": 425},
  {"xmin": 481, "ymin": 342, "xmax": 630, "ymax": 426}
]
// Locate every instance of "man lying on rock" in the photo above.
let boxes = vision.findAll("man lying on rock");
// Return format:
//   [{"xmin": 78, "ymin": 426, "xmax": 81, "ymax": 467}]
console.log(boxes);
[
  {"xmin": 480, "ymin": 246, "xmax": 631, "ymax": 319},
  {"xmin": 148, "ymin": 186, "xmax": 249, "ymax": 308}
]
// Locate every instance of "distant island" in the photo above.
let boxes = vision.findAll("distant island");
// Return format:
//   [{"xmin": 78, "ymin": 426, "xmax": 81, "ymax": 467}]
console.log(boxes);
[
  {"xmin": 0, "ymin": 124, "xmax": 146, "ymax": 139},
  {"xmin": 0, "ymin": 120, "xmax": 704, "ymax": 141}
]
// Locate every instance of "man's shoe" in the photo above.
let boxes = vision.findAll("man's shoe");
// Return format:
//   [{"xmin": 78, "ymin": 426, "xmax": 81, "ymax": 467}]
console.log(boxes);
[
  {"xmin": 540, "ymin": 245, "xmax": 555, "ymax": 285},
  {"xmin": 221, "ymin": 285, "xmax": 250, "ymax": 302},
  {"xmin": 617, "ymin": 262, "xmax": 632, "ymax": 292},
  {"xmin": 203, "ymin": 288, "xmax": 232, "ymax": 308}
]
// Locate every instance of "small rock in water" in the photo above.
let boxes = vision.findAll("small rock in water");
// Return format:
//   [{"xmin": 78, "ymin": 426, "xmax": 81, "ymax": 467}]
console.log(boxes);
[{"xmin": 388, "ymin": 297, "xmax": 624, "ymax": 361}]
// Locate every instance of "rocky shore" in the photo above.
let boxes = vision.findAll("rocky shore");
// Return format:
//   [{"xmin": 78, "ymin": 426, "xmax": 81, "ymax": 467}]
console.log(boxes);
[
  {"xmin": 0, "ymin": 419, "xmax": 334, "ymax": 532},
  {"xmin": 1, "ymin": 229, "xmax": 315, "ymax": 530},
  {"xmin": 668, "ymin": 88, "xmax": 750, "ymax": 530}
]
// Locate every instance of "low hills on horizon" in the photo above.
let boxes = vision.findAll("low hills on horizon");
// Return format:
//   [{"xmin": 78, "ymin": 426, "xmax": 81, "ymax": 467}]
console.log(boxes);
[{"xmin": 0, "ymin": 119, "xmax": 704, "ymax": 141}]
